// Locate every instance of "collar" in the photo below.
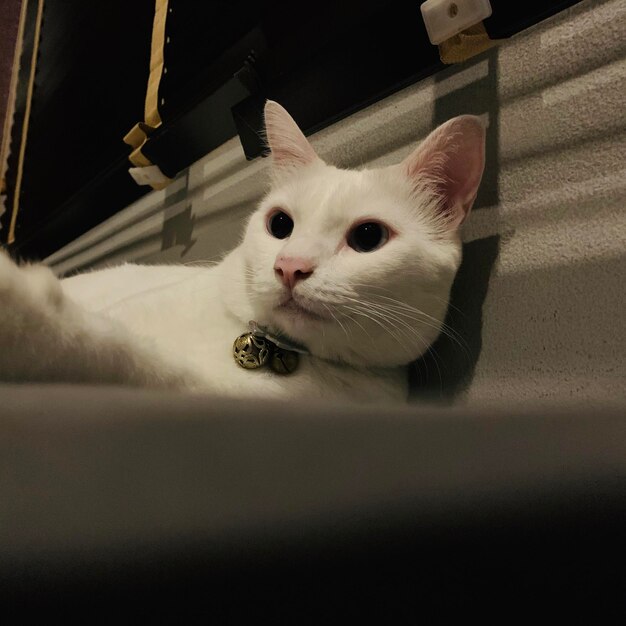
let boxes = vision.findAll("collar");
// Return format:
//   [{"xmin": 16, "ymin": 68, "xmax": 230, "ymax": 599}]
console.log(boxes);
[{"xmin": 248, "ymin": 321, "xmax": 310, "ymax": 355}]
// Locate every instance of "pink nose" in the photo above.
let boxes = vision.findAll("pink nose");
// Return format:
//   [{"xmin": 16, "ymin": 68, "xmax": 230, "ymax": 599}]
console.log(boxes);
[{"xmin": 274, "ymin": 256, "xmax": 315, "ymax": 290}]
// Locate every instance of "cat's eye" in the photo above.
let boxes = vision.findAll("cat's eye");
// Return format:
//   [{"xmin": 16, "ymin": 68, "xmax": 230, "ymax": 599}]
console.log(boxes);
[
  {"xmin": 267, "ymin": 210, "xmax": 294, "ymax": 239},
  {"xmin": 347, "ymin": 222, "xmax": 389, "ymax": 253}
]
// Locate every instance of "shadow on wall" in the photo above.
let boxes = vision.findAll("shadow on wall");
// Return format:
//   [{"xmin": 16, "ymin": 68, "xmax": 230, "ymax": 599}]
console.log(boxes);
[
  {"xmin": 410, "ymin": 49, "xmax": 501, "ymax": 403},
  {"xmin": 161, "ymin": 171, "xmax": 197, "ymax": 255},
  {"xmin": 410, "ymin": 235, "xmax": 500, "ymax": 403}
]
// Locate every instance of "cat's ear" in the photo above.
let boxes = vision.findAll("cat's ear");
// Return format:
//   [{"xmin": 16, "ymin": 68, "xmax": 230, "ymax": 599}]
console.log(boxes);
[
  {"xmin": 264, "ymin": 100, "xmax": 319, "ymax": 171},
  {"xmin": 402, "ymin": 115, "xmax": 486, "ymax": 228}
]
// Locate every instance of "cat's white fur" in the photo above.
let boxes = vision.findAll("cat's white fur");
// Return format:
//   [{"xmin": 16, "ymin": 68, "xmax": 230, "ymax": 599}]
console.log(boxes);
[{"xmin": 0, "ymin": 101, "xmax": 485, "ymax": 404}]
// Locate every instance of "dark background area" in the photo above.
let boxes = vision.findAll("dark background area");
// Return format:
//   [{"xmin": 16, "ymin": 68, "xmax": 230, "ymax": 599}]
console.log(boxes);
[{"xmin": 1, "ymin": 0, "xmax": 582, "ymax": 260}]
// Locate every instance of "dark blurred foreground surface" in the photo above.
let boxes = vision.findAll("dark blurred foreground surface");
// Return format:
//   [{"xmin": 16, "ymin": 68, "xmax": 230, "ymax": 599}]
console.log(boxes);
[{"xmin": 1, "ymin": 384, "xmax": 624, "ymax": 622}]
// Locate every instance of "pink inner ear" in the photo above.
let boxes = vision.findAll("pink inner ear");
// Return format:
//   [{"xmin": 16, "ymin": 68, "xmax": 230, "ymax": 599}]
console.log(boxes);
[
  {"xmin": 264, "ymin": 100, "xmax": 318, "ymax": 169},
  {"xmin": 404, "ymin": 116, "xmax": 486, "ymax": 228}
]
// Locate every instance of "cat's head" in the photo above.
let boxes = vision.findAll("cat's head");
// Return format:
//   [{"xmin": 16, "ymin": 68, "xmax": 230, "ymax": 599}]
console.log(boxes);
[{"xmin": 239, "ymin": 100, "xmax": 485, "ymax": 368}]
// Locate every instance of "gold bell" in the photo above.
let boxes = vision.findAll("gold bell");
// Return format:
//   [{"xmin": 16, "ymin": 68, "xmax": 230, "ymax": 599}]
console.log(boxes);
[
  {"xmin": 233, "ymin": 332, "xmax": 271, "ymax": 369},
  {"xmin": 269, "ymin": 346, "xmax": 299, "ymax": 375}
]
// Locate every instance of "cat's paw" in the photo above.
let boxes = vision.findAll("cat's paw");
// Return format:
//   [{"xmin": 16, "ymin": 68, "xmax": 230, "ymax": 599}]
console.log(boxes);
[
  {"xmin": 0, "ymin": 251, "xmax": 64, "ymax": 311},
  {"xmin": 19, "ymin": 264, "xmax": 64, "ymax": 308},
  {"xmin": 0, "ymin": 251, "xmax": 76, "ymax": 382}
]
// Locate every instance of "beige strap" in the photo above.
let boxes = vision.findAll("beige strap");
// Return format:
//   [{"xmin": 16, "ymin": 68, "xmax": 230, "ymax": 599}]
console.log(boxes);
[
  {"xmin": 124, "ymin": 0, "xmax": 171, "ymax": 190},
  {"xmin": 145, "ymin": 0, "xmax": 168, "ymax": 128},
  {"xmin": 0, "ymin": 0, "xmax": 29, "ymax": 198},
  {"xmin": 7, "ymin": 0, "xmax": 44, "ymax": 245}
]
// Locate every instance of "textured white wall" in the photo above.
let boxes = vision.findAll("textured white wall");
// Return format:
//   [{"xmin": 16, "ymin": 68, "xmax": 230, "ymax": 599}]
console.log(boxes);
[{"xmin": 46, "ymin": 0, "xmax": 626, "ymax": 406}]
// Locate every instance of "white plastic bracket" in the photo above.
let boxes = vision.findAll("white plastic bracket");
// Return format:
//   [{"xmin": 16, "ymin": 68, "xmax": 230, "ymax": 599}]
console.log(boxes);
[
  {"xmin": 420, "ymin": 0, "xmax": 492, "ymax": 45},
  {"xmin": 128, "ymin": 164, "xmax": 170, "ymax": 187}
]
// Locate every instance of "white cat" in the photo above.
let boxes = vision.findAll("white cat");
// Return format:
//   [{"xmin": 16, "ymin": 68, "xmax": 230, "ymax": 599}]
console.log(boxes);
[{"xmin": 0, "ymin": 101, "xmax": 485, "ymax": 404}]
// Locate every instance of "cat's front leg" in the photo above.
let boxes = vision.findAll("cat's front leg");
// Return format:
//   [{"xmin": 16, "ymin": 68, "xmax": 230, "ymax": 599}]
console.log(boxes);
[{"xmin": 0, "ymin": 252, "xmax": 198, "ymax": 389}]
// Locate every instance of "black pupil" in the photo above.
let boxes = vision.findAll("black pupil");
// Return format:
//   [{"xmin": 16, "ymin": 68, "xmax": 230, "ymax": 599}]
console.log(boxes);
[
  {"xmin": 269, "ymin": 211, "xmax": 293, "ymax": 239},
  {"xmin": 350, "ymin": 222, "xmax": 383, "ymax": 252}
]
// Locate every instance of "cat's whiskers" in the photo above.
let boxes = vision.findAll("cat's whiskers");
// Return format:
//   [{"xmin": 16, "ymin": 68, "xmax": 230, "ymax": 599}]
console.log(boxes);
[
  {"xmin": 353, "ymin": 289, "xmax": 471, "ymax": 354},
  {"xmin": 339, "ymin": 303, "xmax": 416, "ymax": 361},
  {"xmin": 371, "ymin": 300, "xmax": 469, "ymax": 354},
  {"xmin": 307, "ymin": 287, "xmax": 442, "ymax": 346},
  {"xmin": 336, "ymin": 308, "xmax": 373, "ymax": 342},
  {"xmin": 322, "ymin": 302, "xmax": 351, "ymax": 342},
  {"xmin": 335, "ymin": 292, "xmax": 450, "ymax": 343},
  {"xmin": 342, "ymin": 301, "xmax": 445, "ymax": 387},
  {"xmin": 352, "ymin": 281, "xmax": 469, "ymax": 329},
  {"xmin": 374, "ymin": 302, "xmax": 470, "ymax": 369},
  {"xmin": 372, "ymin": 306, "xmax": 446, "ymax": 385}
]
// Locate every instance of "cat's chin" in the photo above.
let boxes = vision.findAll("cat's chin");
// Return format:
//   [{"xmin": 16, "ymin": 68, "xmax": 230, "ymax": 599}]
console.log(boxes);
[
  {"xmin": 275, "ymin": 298, "xmax": 329, "ymax": 322},
  {"xmin": 272, "ymin": 298, "xmax": 327, "ymax": 337}
]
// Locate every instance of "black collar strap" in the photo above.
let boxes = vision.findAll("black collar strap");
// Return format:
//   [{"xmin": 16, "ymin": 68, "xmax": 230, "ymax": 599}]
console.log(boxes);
[{"xmin": 248, "ymin": 321, "xmax": 309, "ymax": 355}]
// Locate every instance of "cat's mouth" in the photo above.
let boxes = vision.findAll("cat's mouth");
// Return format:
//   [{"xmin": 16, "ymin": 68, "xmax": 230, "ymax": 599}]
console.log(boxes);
[{"xmin": 275, "ymin": 297, "xmax": 329, "ymax": 322}]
